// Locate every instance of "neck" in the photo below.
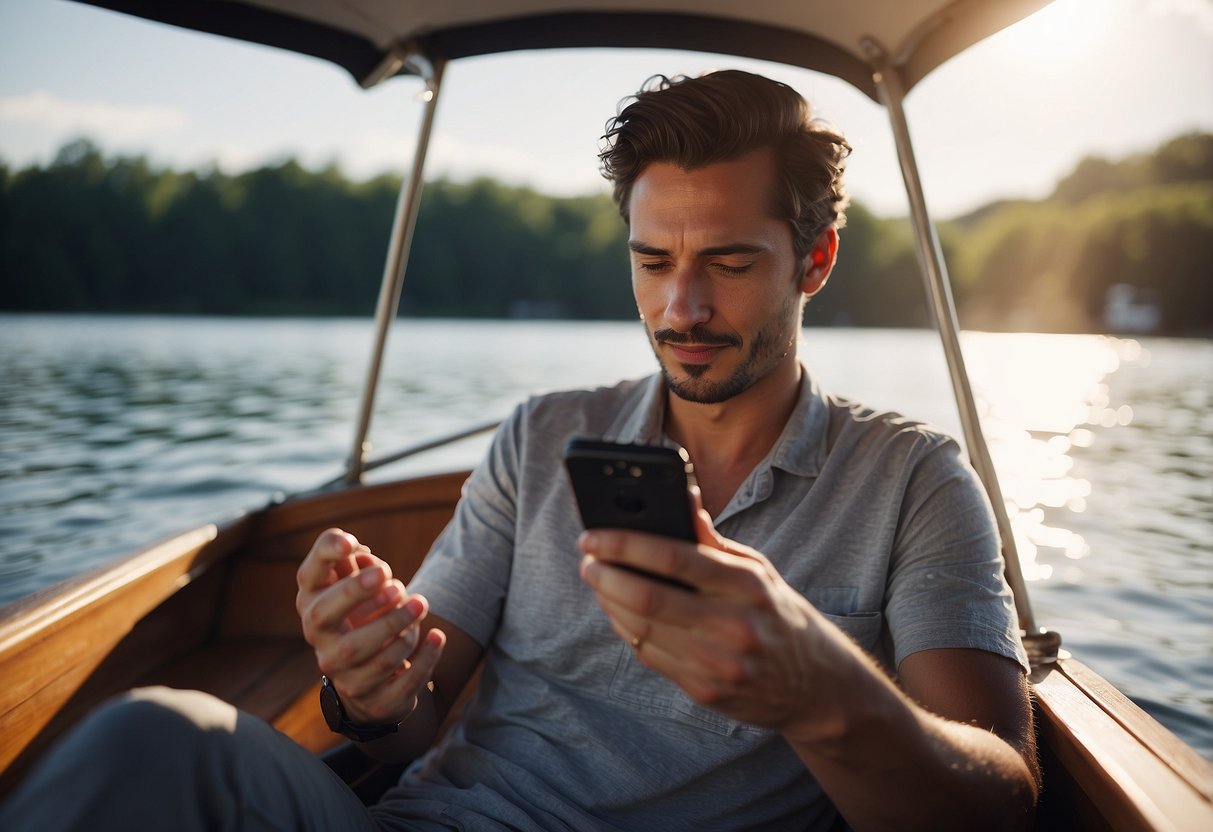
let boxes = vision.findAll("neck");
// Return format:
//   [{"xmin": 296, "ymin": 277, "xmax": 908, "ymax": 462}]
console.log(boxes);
[{"xmin": 664, "ymin": 360, "xmax": 802, "ymax": 517}]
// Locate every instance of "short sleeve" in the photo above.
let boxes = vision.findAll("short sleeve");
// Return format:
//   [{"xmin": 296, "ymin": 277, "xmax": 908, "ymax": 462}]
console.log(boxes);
[
  {"xmin": 884, "ymin": 437, "xmax": 1029, "ymax": 672},
  {"xmin": 408, "ymin": 406, "xmax": 524, "ymax": 648}
]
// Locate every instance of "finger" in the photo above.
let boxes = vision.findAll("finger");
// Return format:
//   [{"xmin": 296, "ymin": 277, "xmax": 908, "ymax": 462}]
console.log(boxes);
[
  {"xmin": 341, "ymin": 628, "xmax": 448, "ymax": 725},
  {"xmin": 686, "ymin": 488, "xmax": 769, "ymax": 568},
  {"xmin": 593, "ymin": 599, "xmax": 736, "ymax": 704},
  {"xmin": 579, "ymin": 528, "xmax": 765, "ymax": 599},
  {"xmin": 689, "ymin": 485, "xmax": 718, "ymax": 546},
  {"xmin": 319, "ymin": 594, "xmax": 429, "ymax": 679},
  {"xmin": 352, "ymin": 547, "xmax": 387, "ymax": 575},
  {"xmin": 592, "ymin": 582, "xmax": 756, "ymax": 678},
  {"xmin": 363, "ymin": 625, "xmax": 451, "ymax": 722},
  {"xmin": 342, "ymin": 548, "xmax": 400, "ymax": 626},
  {"xmin": 305, "ymin": 561, "xmax": 395, "ymax": 637},
  {"xmin": 297, "ymin": 528, "xmax": 359, "ymax": 594},
  {"xmin": 580, "ymin": 553, "xmax": 690, "ymax": 620},
  {"xmin": 577, "ymin": 528, "xmax": 689, "ymax": 587},
  {"xmin": 346, "ymin": 578, "xmax": 406, "ymax": 629},
  {"xmin": 579, "ymin": 552, "xmax": 759, "ymax": 661}
]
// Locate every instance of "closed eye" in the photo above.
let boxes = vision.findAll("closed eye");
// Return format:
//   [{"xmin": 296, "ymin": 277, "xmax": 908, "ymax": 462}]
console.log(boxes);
[{"xmin": 636, "ymin": 261, "xmax": 671, "ymax": 273}]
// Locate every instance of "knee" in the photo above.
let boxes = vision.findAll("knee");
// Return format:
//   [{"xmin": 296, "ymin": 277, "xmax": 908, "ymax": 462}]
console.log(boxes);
[
  {"xmin": 3, "ymin": 687, "xmax": 242, "ymax": 824},
  {"xmin": 77, "ymin": 686, "xmax": 239, "ymax": 763}
]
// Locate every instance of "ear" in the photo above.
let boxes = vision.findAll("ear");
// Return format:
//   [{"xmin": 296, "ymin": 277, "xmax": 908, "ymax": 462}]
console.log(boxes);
[{"xmin": 799, "ymin": 227, "xmax": 838, "ymax": 298}]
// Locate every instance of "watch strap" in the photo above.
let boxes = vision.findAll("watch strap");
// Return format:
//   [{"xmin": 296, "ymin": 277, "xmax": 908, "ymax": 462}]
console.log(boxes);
[{"xmin": 319, "ymin": 675, "xmax": 400, "ymax": 742}]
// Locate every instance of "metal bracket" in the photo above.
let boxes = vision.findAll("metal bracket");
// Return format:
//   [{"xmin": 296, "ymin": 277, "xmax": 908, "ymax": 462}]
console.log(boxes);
[
  {"xmin": 1023, "ymin": 628, "xmax": 1064, "ymax": 671},
  {"xmin": 360, "ymin": 42, "xmax": 436, "ymax": 90}
]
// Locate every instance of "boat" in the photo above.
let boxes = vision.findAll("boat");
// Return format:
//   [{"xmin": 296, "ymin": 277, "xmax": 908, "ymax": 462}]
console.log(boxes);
[{"xmin": 2, "ymin": 1, "xmax": 1211, "ymax": 828}]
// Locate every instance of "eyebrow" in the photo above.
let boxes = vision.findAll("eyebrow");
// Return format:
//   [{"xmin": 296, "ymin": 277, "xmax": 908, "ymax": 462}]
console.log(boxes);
[{"xmin": 628, "ymin": 241, "xmax": 769, "ymax": 257}]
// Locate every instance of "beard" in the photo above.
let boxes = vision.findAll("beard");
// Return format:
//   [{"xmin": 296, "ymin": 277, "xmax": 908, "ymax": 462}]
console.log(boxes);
[{"xmin": 649, "ymin": 293, "xmax": 801, "ymax": 405}]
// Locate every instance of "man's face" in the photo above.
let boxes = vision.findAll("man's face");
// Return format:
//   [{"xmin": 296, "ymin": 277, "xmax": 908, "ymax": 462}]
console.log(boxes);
[{"xmin": 628, "ymin": 148, "xmax": 808, "ymax": 404}]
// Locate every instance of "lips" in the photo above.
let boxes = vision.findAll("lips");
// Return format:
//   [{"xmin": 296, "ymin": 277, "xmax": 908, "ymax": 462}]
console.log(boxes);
[
  {"xmin": 654, "ymin": 326, "xmax": 740, "ymax": 367},
  {"xmin": 666, "ymin": 343, "xmax": 725, "ymax": 364}
]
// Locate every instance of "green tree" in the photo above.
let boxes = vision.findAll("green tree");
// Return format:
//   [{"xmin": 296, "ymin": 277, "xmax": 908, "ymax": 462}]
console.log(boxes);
[{"xmin": 3, "ymin": 132, "xmax": 1208, "ymax": 333}]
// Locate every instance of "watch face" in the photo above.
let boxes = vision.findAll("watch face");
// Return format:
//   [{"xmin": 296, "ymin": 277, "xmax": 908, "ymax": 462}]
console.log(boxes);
[{"xmin": 320, "ymin": 676, "xmax": 344, "ymax": 732}]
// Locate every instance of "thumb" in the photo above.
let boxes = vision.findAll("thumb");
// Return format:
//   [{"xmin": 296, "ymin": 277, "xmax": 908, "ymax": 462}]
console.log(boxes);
[
  {"xmin": 689, "ymin": 486, "xmax": 773, "ymax": 569},
  {"xmin": 689, "ymin": 485, "xmax": 724, "ymax": 548}
]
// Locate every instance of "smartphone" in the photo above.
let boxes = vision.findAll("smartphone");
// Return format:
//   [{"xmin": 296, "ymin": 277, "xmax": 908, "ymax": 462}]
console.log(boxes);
[{"xmin": 563, "ymin": 437, "xmax": 697, "ymax": 587}]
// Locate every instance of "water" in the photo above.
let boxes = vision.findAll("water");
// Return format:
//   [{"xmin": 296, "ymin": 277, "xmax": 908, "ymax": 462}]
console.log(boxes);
[{"xmin": 1, "ymin": 315, "xmax": 1210, "ymax": 758}]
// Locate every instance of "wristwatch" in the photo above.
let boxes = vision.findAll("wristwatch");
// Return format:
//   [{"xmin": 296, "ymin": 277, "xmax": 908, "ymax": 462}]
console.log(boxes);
[{"xmin": 319, "ymin": 676, "xmax": 400, "ymax": 742}]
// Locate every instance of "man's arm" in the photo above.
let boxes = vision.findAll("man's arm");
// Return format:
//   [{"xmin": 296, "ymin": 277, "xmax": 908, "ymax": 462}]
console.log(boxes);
[
  {"xmin": 578, "ymin": 507, "xmax": 1039, "ymax": 831},
  {"xmin": 782, "ymin": 641, "xmax": 1038, "ymax": 831}
]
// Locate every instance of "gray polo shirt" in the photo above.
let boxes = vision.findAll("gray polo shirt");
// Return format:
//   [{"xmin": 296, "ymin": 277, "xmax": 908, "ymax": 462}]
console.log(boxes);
[{"xmin": 378, "ymin": 368, "xmax": 1026, "ymax": 831}]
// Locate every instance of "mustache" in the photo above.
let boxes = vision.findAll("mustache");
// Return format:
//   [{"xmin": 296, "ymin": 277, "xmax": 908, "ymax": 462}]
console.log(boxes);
[{"xmin": 652, "ymin": 325, "xmax": 741, "ymax": 349}]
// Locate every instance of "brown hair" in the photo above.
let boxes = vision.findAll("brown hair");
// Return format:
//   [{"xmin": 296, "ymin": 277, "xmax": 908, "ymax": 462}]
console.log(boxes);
[{"xmin": 599, "ymin": 70, "xmax": 851, "ymax": 259}]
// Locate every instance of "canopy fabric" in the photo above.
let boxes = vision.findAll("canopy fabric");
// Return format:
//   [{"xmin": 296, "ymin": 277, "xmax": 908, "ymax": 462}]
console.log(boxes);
[{"xmin": 78, "ymin": 0, "xmax": 1052, "ymax": 99}]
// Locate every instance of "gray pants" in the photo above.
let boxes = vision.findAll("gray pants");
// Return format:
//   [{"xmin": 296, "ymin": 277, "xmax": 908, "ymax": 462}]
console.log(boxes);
[{"xmin": 1, "ymin": 687, "xmax": 384, "ymax": 831}]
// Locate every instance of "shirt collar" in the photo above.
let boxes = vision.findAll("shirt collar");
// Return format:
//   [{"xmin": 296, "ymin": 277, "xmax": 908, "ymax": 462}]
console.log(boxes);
[
  {"xmin": 603, "ymin": 365, "xmax": 831, "ymax": 479},
  {"xmin": 768, "ymin": 367, "xmax": 830, "ymax": 479},
  {"xmin": 604, "ymin": 372, "xmax": 669, "ymax": 446}
]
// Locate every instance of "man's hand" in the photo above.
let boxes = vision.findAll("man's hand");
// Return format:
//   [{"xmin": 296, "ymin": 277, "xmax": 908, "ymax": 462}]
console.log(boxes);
[
  {"xmin": 576, "ymin": 487, "xmax": 841, "ymax": 738},
  {"xmin": 296, "ymin": 528, "xmax": 445, "ymax": 726}
]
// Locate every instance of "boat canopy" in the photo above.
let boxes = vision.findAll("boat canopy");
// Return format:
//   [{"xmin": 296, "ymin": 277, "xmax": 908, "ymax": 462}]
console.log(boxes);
[{"xmin": 80, "ymin": 0, "xmax": 1051, "ymax": 98}]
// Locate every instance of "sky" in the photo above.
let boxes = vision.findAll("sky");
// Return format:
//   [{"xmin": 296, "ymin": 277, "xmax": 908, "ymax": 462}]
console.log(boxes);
[{"xmin": 1, "ymin": 0, "xmax": 1211, "ymax": 219}]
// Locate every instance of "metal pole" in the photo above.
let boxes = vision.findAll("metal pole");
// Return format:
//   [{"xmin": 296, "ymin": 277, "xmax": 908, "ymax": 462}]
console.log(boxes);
[
  {"xmin": 863, "ymin": 42, "xmax": 1042, "ymax": 639},
  {"xmin": 345, "ymin": 54, "xmax": 446, "ymax": 484}
]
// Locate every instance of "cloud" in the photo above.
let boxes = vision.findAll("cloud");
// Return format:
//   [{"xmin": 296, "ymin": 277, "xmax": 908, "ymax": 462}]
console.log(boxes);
[
  {"xmin": 0, "ymin": 91, "xmax": 190, "ymax": 140},
  {"xmin": 348, "ymin": 128, "xmax": 604, "ymax": 195}
]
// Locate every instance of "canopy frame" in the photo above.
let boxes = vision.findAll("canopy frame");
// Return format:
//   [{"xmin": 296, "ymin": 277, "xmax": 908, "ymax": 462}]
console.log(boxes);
[
  {"xmin": 864, "ymin": 40, "xmax": 1057, "ymax": 660},
  {"xmin": 344, "ymin": 50, "xmax": 446, "ymax": 484}
]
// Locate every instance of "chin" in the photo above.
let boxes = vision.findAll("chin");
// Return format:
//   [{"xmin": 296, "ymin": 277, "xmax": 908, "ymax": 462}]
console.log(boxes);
[{"xmin": 663, "ymin": 367, "xmax": 754, "ymax": 405}]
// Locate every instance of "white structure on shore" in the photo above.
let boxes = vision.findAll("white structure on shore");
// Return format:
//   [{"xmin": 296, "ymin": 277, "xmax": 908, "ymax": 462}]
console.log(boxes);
[{"xmin": 1104, "ymin": 283, "xmax": 1160, "ymax": 334}]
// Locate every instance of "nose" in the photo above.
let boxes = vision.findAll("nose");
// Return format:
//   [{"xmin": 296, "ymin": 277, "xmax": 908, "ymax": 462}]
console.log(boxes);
[{"xmin": 663, "ymin": 266, "xmax": 711, "ymax": 333}]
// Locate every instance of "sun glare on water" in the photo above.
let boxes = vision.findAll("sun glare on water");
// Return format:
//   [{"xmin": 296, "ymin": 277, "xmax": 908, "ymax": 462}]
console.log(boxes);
[{"xmin": 962, "ymin": 333, "xmax": 1143, "ymax": 584}]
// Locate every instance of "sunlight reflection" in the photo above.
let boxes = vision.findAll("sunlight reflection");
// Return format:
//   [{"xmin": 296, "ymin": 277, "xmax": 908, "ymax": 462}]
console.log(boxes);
[{"xmin": 962, "ymin": 333, "xmax": 1144, "ymax": 584}]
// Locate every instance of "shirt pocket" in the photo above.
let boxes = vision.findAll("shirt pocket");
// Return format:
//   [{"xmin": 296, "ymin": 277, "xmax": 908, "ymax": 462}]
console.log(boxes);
[
  {"xmin": 807, "ymin": 586, "xmax": 884, "ymax": 653},
  {"xmin": 607, "ymin": 645, "xmax": 768, "ymax": 738}
]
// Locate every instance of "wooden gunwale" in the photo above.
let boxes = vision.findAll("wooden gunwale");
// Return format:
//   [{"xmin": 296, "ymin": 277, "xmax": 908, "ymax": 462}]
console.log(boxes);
[{"xmin": 1032, "ymin": 659, "xmax": 1213, "ymax": 830}]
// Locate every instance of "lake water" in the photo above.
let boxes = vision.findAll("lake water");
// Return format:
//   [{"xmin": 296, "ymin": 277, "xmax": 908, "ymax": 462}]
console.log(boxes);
[{"xmin": 1, "ymin": 315, "xmax": 1210, "ymax": 758}]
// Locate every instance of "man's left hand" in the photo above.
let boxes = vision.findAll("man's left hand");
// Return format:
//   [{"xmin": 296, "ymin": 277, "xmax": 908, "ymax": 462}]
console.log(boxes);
[{"xmin": 577, "ymin": 487, "xmax": 846, "ymax": 739}]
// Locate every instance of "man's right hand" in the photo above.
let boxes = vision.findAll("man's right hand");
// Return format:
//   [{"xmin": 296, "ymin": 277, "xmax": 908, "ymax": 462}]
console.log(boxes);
[{"xmin": 296, "ymin": 528, "xmax": 445, "ymax": 727}]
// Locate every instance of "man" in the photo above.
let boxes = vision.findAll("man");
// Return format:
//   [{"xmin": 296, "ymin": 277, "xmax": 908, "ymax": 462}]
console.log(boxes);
[{"xmin": 2, "ymin": 70, "xmax": 1038, "ymax": 830}]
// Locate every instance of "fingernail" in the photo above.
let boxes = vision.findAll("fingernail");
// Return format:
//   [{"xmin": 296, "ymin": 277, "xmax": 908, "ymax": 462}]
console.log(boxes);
[
  {"xmin": 404, "ymin": 597, "xmax": 425, "ymax": 618},
  {"xmin": 375, "ymin": 583, "xmax": 402, "ymax": 606},
  {"xmin": 359, "ymin": 567, "xmax": 381, "ymax": 589}
]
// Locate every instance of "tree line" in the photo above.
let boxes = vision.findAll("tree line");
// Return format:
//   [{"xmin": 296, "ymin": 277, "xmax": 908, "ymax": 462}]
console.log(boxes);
[{"xmin": 2, "ymin": 132, "xmax": 1210, "ymax": 334}]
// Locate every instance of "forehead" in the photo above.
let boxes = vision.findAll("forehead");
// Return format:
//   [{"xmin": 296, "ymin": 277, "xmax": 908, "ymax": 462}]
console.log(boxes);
[{"xmin": 627, "ymin": 149, "xmax": 783, "ymax": 239}]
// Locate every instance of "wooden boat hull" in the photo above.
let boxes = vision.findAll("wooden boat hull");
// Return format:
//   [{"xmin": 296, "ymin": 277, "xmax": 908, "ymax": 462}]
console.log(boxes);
[{"xmin": 2, "ymin": 471, "xmax": 1211, "ymax": 828}]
